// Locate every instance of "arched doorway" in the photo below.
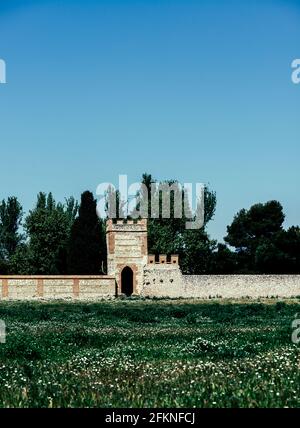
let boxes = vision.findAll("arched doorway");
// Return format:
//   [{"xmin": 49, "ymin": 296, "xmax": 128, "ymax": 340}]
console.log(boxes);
[{"xmin": 121, "ymin": 266, "xmax": 134, "ymax": 296}]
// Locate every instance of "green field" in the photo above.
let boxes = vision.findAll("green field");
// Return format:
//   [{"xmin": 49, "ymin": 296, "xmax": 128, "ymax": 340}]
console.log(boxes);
[{"xmin": 0, "ymin": 298, "xmax": 299, "ymax": 408}]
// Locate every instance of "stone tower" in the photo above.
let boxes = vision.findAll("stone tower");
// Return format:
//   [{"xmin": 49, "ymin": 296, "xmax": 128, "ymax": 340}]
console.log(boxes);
[{"xmin": 106, "ymin": 219, "xmax": 148, "ymax": 296}]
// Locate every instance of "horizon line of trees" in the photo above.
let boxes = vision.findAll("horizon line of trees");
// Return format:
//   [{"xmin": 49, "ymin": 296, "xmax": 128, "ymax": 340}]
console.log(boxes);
[{"xmin": 0, "ymin": 173, "xmax": 300, "ymax": 275}]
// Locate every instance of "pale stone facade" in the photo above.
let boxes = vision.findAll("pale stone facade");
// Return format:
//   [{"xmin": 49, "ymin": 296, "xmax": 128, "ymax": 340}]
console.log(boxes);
[
  {"xmin": 106, "ymin": 219, "xmax": 148, "ymax": 295},
  {"xmin": 106, "ymin": 219, "xmax": 180, "ymax": 296},
  {"xmin": 141, "ymin": 270, "xmax": 300, "ymax": 298},
  {"xmin": 0, "ymin": 276, "xmax": 115, "ymax": 300}
]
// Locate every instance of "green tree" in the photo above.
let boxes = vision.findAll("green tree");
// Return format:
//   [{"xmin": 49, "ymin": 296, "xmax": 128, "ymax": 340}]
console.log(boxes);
[
  {"xmin": 0, "ymin": 197, "xmax": 23, "ymax": 272},
  {"xmin": 179, "ymin": 229, "xmax": 217, "ymax": 274},
  {"xmin": 224, "ymin": 200, "xmax": 285, "ymax": 272},
  {"xmin": 10, "ymin": 243, "xmax": 31, "ymax": 275},
  {"xmin": 138, "ymin": 173, "xmax": 217, "ymax": 274},
  {"xmin": 254, "ymin": 241, "xmax": 286, "ymax": 274},
  {"xmin": 255, "ymin": 226, "xmax": 300, "ymax": 273},
  {"xmin": 223, "ymin": 200, "xmax": 300, "ymax": 274},
  {"xmin": 67, "ymin": 191, "xmax": 106, "ymax": 274},
  {"xmin": 105, "ymin": 185, "xmax": 126, "ymax": 219},
  {"xmin": 210, "ymin": 243, "xmax": 237, "ymax": 274},
  {"xmin": 19, "ymin": 192, "xmax": 78, "ymax": 274},
  {"xmin": 225, "ymin": 201, "xmax": 284, "ymax": 251},
  {"xmin": 0, "ymin": 197, "xmax": 23, "ymax": 259}
]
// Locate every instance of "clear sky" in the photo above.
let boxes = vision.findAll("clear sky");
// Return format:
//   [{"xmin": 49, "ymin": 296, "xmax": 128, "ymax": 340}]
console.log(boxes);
[{"xmin": 0, "ymin": 0, "xmax": 299, "ymax": 241}]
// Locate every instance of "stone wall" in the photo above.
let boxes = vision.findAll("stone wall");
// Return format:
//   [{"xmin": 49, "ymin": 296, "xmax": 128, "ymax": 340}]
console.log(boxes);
[
  {"xmin": 0, "ymin": 276, "xmax": 116, "ymax": 300},
  {"xmin": 1, "ymin": 272, "xmax": 300, "ymax": 300},
  {"xmin": 182, "ymin": 275, "xmax": 300, "ymax": 298},
  {"xmin": 141, "ymin": 267, "xmax": 300, "ymax": 298},
  {"xmin": 142, "ymin": 264, "xmax": 184, "ymax": 297}
]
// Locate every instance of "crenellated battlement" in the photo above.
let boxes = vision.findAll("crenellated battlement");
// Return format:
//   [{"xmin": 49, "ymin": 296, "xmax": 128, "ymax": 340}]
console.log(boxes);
[
  {"xmin": 106, "ymin": 218, "xmax": 147, "ymax": 232},
  {"xmin": 148, "ymin": 254, "xmax": 179, "ymax": 265}
]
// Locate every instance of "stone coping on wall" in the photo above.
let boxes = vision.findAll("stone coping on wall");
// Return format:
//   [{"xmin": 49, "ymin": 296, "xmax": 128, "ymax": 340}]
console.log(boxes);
[
  {"xmin": 142, "ymin": 270, "xmax": 300, "ymax": 298},
  {"xmin": 0, "ymin": 276, "xmax": 116, "ymax": 300},
  {"xmin": 0, "ymin": 275, "xmax": 115, "ymax": 279}
]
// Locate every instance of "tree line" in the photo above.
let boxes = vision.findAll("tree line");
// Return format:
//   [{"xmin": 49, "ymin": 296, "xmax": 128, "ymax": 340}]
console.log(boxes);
[
  {"xmin": 0, "ymin": 173, "xmax": 300, "ymax": 275},
  {"xmin": 0, "ymin": 191, "xmax": 106, "ymax": 275}
]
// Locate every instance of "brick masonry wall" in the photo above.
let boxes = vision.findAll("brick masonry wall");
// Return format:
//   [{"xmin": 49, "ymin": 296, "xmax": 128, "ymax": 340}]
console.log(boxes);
[
  {"xmin": 0, "ymin": 276, "xmax": 116, "ymax": 300},
  {"xmin": 106, "ymin": 220, "xmax": 148, "ymax": 294}
]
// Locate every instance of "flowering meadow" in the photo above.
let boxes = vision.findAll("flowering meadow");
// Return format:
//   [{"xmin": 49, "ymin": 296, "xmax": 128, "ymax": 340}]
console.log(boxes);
[{"xmin": 0, "ymin": 298, "xmax": 299, "ymax": 407}]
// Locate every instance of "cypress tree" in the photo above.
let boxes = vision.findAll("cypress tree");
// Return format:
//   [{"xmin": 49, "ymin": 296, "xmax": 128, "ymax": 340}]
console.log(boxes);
[{"xmin": 67, "ymin": 191, "xmax": 106, "ymax": 274}]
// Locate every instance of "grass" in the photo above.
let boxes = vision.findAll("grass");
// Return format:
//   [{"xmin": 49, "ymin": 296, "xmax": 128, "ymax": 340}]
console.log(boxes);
[{"xmin": 0, "ymin": 298, "xmax": 299, "ymax": 407}]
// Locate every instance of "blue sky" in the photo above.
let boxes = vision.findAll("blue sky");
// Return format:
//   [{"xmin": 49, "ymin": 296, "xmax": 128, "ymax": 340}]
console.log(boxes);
[{"xmin": 0, "ymin": 0, "xmax": 299, "ymax": 241}]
